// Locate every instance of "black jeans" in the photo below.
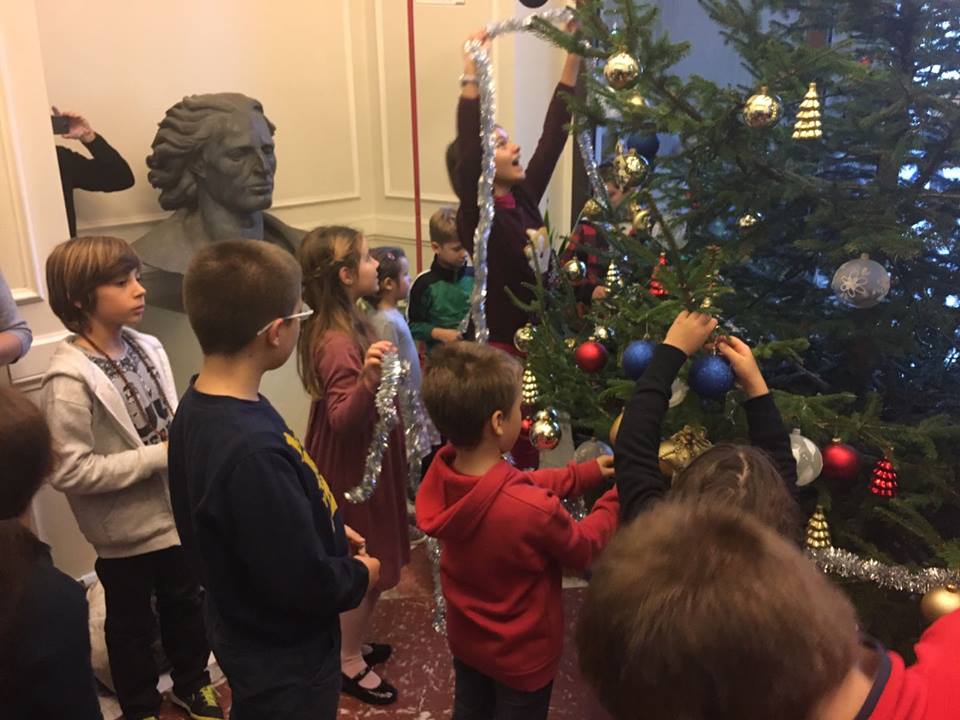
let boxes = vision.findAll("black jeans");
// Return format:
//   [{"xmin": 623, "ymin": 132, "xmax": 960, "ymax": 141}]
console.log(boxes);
[
  {"xmin": 206, "ymin": 604, "xmax": 341, "ymax": 720},
  {"xmin": 452, "ymin": 658, "xmax": 554, "ymax": 720},
  {"xmin": 95, "ymin": 546, "xmax": 210, "ymax": 719}
]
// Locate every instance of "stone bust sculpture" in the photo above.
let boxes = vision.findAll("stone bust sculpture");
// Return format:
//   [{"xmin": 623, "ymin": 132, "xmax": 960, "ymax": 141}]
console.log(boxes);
[{"xmin": 135, "ymin": 93, "xmax": 303, "ymax": 308}]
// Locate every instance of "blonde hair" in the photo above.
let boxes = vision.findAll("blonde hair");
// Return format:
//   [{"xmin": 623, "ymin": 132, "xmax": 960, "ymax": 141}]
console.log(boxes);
[
  {"xmin": 46, "ymin": 237, "xmax": 142, "ymax": 333},
  {"xmin": 297, "ymin": 226, "xmax": 374, "ymax": 398},
  {"xmin": 429, "ymin": 206, "xmax": 458, "ymax": 246}
]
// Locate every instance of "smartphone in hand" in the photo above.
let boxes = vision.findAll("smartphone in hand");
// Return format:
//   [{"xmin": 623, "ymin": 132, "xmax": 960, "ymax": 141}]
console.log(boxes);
[{"xmin": 51, "ymin": 115, "xmax": 70, "ymax": 135}]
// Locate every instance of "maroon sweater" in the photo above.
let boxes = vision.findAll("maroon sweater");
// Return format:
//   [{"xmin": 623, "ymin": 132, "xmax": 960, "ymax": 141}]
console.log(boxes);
[{"xmin": 455, "ymin": 84, "xmax": 574, "ymax": 345}]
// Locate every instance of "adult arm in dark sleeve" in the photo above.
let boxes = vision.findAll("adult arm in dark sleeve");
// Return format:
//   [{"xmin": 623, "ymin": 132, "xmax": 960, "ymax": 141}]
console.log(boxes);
[
  {"xmin": 229, "ymin": 450, "xmax": 369, "ymax": 615},
  {"xmin": 521, "ymin": 82, "xmax": 575, "ymax": 205},
  {"xmin": 614, "ymin": 344, "xmax": 688, "ymax": 523},
  {"xmin": 58, "ymin": 134, "xmax": 134, "ymax": 192},
  {"xmin": 455, "ymin": 96, "xmax": 482, "ymax": 253},
  {"xmin": 742, "ymin": 393, "xmax": 800, "ymax": 498}
]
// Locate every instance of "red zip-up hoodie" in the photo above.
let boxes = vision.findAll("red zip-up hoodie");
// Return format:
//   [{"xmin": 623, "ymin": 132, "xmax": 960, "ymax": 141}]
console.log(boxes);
[
  {"xmin": 416, "ymin": 444, "xmax": 619, "ymax": 691},
  {"xmin": 862, "ymin": 609, "xmax": 960, "ymax": 719}
]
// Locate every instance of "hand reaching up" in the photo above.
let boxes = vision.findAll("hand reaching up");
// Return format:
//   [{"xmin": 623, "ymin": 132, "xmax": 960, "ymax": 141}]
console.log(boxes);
[
  {"xmin": 716, "ymin": 335, "xmax": 769, "ymax": 399},
  {"xmin": 663, "ymin": 310, "xmax": 718, "ymax": 357}
]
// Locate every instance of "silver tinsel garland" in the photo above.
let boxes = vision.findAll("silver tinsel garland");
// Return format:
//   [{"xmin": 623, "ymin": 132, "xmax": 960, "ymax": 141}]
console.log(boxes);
[
  {"xmin": 398, "ymin": 365, "xmax": 440, "ymax": 495},
  {"xmin": 345, "ymin": 350, "xmax": 404, "ymax": 504},
  {"xmin": 807, "ymin": 547, "xmax": 960, "ymax": 595},
  {"xmin": 459, "ymin": 6, "xmax": 574, "ymax": 344},
  {"xmin": 427, "ymin": 537, "xmax": 446, "ymax": 634}
]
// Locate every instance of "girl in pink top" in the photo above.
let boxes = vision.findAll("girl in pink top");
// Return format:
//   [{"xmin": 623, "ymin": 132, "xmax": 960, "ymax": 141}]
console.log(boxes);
[{"xmin": 298, "ymin": 226, "xmax": 409, "ymax": 707}]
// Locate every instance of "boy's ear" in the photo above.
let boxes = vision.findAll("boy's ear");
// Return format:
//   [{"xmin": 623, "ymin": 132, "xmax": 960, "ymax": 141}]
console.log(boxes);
[
  {"xmin": 262, "ymin": 319, "xmax": 284, "ymax": 348},
  {"xmin": 490, "ymin": 409, "xmax": 505, "ymax": 438}
]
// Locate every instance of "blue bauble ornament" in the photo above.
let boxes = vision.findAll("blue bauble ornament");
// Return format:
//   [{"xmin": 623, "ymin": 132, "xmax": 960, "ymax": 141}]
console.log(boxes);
[
  {"xmin": 689, "ymin": 355, "xmax": 735, "ymax": 399},
  {"xmin": 622, "ymin": 340, "xmax": 656, "ymax": 380}
]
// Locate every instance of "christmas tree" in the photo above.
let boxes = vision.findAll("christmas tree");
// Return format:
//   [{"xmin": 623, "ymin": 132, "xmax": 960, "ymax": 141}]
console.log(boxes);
[{"xmin": 519, "ymin": 0, "xmax": 960, "ymax": 650}]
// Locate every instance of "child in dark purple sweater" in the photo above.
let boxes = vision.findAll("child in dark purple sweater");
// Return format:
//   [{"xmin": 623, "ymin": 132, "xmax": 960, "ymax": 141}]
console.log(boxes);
[{"xmin": 451, "ymin": 28, "xmax": 580, "ymax": 469}]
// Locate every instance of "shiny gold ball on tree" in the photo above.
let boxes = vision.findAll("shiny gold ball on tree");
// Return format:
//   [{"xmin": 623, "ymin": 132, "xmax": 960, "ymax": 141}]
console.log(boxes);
[
  {"xmin": 562, "ymin": 258, "xmax": 587, "ymax": 282},
  {"xmin": 603, "ymin": 50, "xmax": 640, "ymax": 90},
  {"xmin": 591, "ymin": 325, "xmax": 616, "ymax": 347},
  {"xmin": 581, "ymin": 198, "xmax": 603, "ymax": 221},
  {"xmin": 514, "ymin": 323, "xmax": 536, "ymax": 353},
  {"xmin": 613, "ymin": 146, "xmax": 649, "ymax": 189},
  {"xmin": 740, "ymin": 86, "xmax": 782, "ymax": 129},
  {"xmin": 563, "ymin": 337, "xmax": 578, "ymax": 351},
  {"xmin": 632, "ymin": 205, "xmax": 655, "ymax": 233},
  {"xmin": 737, "ymin": 213, "xmax": 762, "ymax": 232},
  {"xmin": 530, "ymin": 410, "xmax": 562, "ymax": 451},
  {"xmin": 921, "ymin": 584, "xmax": 960, "ymax": 624}
]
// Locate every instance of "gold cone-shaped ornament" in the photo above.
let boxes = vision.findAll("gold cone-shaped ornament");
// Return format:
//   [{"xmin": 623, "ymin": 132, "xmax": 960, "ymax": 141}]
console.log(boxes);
[
  {"xmin": 521, "ymin": 366, "xmax": 539, "ymax": 406},
  {"xmin": 793, "ymin": 82, "xmax": 823, "ymax": 140},
  {"xmin": 805, "ymin": 505, "xmax": 832, "ymax": 549}
]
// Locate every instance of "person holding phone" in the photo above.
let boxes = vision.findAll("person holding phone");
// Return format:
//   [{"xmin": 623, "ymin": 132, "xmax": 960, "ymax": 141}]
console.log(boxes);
[{"xmin": 53, "ymin": 107, "xmax": 134, "ymax": 237}]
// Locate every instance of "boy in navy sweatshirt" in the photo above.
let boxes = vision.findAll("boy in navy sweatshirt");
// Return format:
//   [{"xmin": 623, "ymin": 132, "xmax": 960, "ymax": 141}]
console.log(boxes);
[{"xmin": 168, "ymin": 241, "xmax": 377, "ymax": 720}]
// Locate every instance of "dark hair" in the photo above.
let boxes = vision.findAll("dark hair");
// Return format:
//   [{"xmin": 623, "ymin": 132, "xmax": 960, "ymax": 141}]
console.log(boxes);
[
  {"xmin": 577, "ymin": 501, "xmax": 859, "ymax": 720},
  {"xmin": 422, "ymin": 342, "xmax": 522, "ymax": 448},
  {"xmin": 364, "ymin": 247, "xmax": 406, "ymax": 306},
  {"xmin": 46, "ymin": 237, "xmax": 142, "ymax": 333},
  {"xmin": 0, "ymin": 387, "xmax": 55, "ymax": 664},
  {"xmin": 147, "ymin": 93, "xmax": 275, "ymax": 210},
  {"xmin": 183, "ymin": 240, "xmax": 301, "ymax": 356},
  {"xmin": 429, "ymin": 207, "xmax": 458, "ymax": 247},
  {"xmin": 445, "ymin": 141, "xmax": 461, "ymax": 197},
  {"xmin": 670, "ymin": 443, "xmax": 803, "ymax": 540},
  {"xmin": 298, "ymin": 226, "xmax": 375, "ymax": 398}
]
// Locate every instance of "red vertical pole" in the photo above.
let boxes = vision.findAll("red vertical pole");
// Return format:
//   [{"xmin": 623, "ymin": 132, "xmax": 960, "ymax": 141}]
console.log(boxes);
[{"xmin": 406, "ymin": 0, "xmax": 424, "ymax": 273}]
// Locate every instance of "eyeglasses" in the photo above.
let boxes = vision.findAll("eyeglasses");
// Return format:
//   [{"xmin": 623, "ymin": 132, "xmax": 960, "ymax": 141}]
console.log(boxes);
[{"xmin": 255, "ymin": 307, "xmax": 314, "ymax": 336}]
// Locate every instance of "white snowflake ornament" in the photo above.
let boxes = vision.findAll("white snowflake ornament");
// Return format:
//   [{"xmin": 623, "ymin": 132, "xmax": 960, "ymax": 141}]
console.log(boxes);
[{"xmin": 831, "ymin": 253, "xmax": 890, "ymax": 309}]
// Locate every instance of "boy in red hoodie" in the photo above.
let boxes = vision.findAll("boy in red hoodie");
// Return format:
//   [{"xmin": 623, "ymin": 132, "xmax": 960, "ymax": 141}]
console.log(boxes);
[
  {"xmin": 416, "ymin": 341, "xmax": 619, "ymax": 719},
  {"xmin": 578, "ymin": 500, "xmax": 960, "ymax": 720}
]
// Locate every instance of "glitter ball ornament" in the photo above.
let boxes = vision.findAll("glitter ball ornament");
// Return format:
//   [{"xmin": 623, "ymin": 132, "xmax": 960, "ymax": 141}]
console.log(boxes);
[
  {"xmin": 603, "ymin": 50, "xmax": 640, "ymax": 90},
  {"xmin": 631, "ymin": 205, "xmax": 655, "ymax": 233},
  {"xmin": 622, "ymin": 340, "xmax": 656, "ymax": 380},
  {"xmin": 737, "ymin": 213, "xmax": 762, "ymax": 233},
  {"xmin": 581, "ymin": 198, "xmax": 603, "ymax": 221},
  {"xmin": 790, "ymin": 429, "xmax": 823, "ymax": 487},
  {"xmin": 658, "ymin": 426, "xmax": 712, "ymax": 476},
  {"xmin": 792, "ymin": 81, "xmax": 823, "ymax": 140},
  {"xmin": 870, "ymin": 457, "xmax": 899, "ymax": 498},
  {"xmin": 689, "ymin": 355, "xmax": 735, "ymax": 399},
  {"xmin": 590, "ymin": 325, "xmax": 616, "ymax": 348},
  {"xmin": 921, "ymin": 584, "xmax": 960, "ymax": 624},
  {"xmin": 562, "ymin": 258, "xmax": 587, "ymax": 282},
  {"xmin": 573, "ymin": 439, "xmax": 614, "ymax": 464},
  {"xmin": 832, "ymin": 254, "xmax": 891, "ymax": 309},
  {"xmin": 575, "ymin": 341, "xmax": 609, "ymax": 373},
  {"xmin": 805, "ymin": 505, "xmax": 833, "ymax": 549},
  {"xmin": 741, "ymin": 86, "xmax": 782, "ymax": 129},
  {"xmin": 521, "ymin": 366, "xmax": 539, "ymax": 406},
  {"xmin": 514, "ymin": 323, "xmax": 536, "ymax": 353},
  {"xmin": 613, "ymin": 142, "xmax": 649, "ymax": 189},
  {"xmin": 609, "ymin": 410, "xmax": 624, "ymax": 446},
  {"xmin": 563, "ymin": 337, "xmax": 577, "ymax": 351},
  {"xmin": 530, "ymin": 408, "xmax": 562, "ymax": 451},
  {"xmin": 822, "ymin": 439, "xmax": 862, "ymax": 481}
]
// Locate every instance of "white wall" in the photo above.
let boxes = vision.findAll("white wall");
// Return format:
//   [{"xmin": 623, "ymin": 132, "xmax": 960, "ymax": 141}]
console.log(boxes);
[{"xmin": 2, "ymin": 0, "xmax": 577, "ymax": 578}]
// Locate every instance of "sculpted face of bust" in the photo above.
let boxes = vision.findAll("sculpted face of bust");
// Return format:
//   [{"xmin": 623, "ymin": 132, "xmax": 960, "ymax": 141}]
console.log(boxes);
[{"xmin": 196, "ymin": 111, "xmax": 277, "ymax": 214}]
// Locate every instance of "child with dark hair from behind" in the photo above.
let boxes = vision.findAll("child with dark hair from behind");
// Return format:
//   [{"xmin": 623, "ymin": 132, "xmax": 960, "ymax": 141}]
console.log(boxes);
[
  {"xmin": 0, "ymin": 387, "xmax": 102, "ymax": 719},
  {"xmin": 169, "ymin": 240, "xmax": 376, "ymax": 720},
  {"xmin": 416, "ymin": 341, "xmax": 619, "ymax": 720},
  {"xmin": 578, "ymin": 500, "xmax": 960, "ymax": 720},
  {"xmin": 615, "ymin": 309, "xmax": 802, "ymax": 538}
]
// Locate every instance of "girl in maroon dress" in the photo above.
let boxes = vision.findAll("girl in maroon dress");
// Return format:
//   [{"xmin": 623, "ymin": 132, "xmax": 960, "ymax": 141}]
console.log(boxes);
[{"xmin": 298, "ymin": 226, "xmax": 409, "ymax": 706}]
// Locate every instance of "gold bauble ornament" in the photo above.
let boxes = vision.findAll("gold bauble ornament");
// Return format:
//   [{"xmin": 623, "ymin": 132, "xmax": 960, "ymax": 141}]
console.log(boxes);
[
  {"xmin": 920, "ymin": 584, "xmax": 960, "ymax": 624},
  {"xmin": 562, "ymin": 258, "xmax": 587, "ymax": 282},
  {"xmin": 563, "ymin": 337, "xmax": 578, "ymax": 351},
  {"xmin": 741, "ymin": 85, "xmax": 782, "ymax": 129},
  {"xmin": 805, "ymin": 505, "xmax": 832, "ymax": 549},
  {"xmin": 514, "ymin": 323, "xmax": 536, "ymax": 353},
  {"xmin": 590, "ymin": 325, "xmax": 616, "ymax": 347},
  {"xmin": 530, "ymin": 407, "xmax": 562, "ymax": 451},
  {"xmin": 609, "ymin": 410, "xmax": 624, "ymax": 446},
  {"xmin": 737, "ymin": 213, "xmax": 762, "ymax": 232},
  {"xmin": 792, "ymin": 81, "xmax": 823, "ymax": 140},
  {"xmin": 603, "ymin": 51, "xmax": 640, "ymax": 90},
  {"xmin": 658, "ymin": 426, "xmax": 712, "ymax": 477},
  {"xmin": 632, "ymin": 205, "xmax": 655, "ymax": 233},
  {"xmin": 581, "ymin": 198, "xmax": 603, "ymax": 221},
  {"xmin": 613, "ymin": 143, "xmax": 649, "ymax": 189},
  {"xmin": 521, "ymin": 367, "xmax": 539, "ymax": 406}
]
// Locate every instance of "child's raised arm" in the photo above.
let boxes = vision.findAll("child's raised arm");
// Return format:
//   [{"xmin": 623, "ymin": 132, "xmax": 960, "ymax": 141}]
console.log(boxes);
[
  {"xmin": 717, "ymin": 336, "xmax": 799, "ymax": 491},
  {"xmin": 616, "ymin": 311, "xmax": 717, "ymax": 523}
]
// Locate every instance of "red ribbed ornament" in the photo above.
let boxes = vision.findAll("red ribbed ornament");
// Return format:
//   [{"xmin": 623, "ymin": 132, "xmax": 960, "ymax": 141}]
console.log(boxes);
[
  {"xmin": 649, "ymin": 253, "xmax": 669, "ymax": 297},
  {"xmin": 869, "ymin": 457, "xmax": 899, "ymax": 498},
  {"xmin": 821, "ymin": 439, "xmax": 861, "ymax": 481}
]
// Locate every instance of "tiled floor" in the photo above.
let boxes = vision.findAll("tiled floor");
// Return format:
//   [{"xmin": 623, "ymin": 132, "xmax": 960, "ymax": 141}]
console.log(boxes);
[{"xmin": 116, "ymin": 543, "xmax": 608, "ymax": 719}]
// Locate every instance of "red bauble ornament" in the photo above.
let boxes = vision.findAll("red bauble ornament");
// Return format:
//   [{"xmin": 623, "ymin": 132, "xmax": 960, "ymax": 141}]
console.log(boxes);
[
  {"xmin": 870, "ymin": 457, "xmax": 899, "ymax": 498},
  {"xmin": 821, "ymin": 439, "xmax": 861, "ymax": 481},
  {"xmin": 521, "ymin": 416, "xmax": 534, "ymax": 434},
  {"xmin": 574, "ymin": 341, "xmax": 608, "ymax": 373}
]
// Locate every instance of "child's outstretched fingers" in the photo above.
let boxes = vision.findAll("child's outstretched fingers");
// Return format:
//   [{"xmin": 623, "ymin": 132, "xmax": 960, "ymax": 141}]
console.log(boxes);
[
  {"xmin": 596, "ymin": 454, "xmax": 615, "ymax": 479},
  {"xmin": 716, "ymin": 336, "xmax": 769, "ymax": 398},
  {"xmin": 663, "ymin": 310, "xmax": 718, "ymax": 357}
]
